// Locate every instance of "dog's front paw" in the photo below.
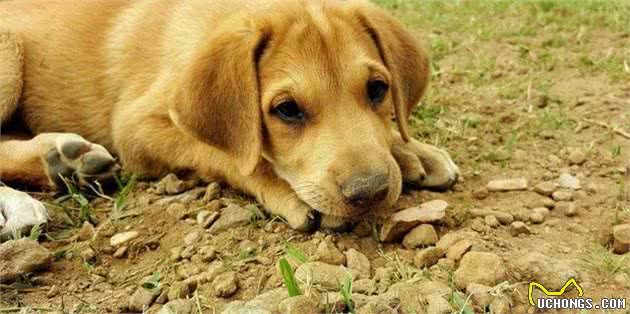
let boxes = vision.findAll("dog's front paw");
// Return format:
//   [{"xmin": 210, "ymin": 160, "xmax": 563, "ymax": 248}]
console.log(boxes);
[
  {"xmin": 392, "ymin": 138, "xmax": 460, "ymax": 190},
  {"xmin": 0, "ymin": 187, "xmax": 48, "ymax": 237},
  {"xmin": 39, "ymin": 134, "xmax": 120, "ymax": 190}
]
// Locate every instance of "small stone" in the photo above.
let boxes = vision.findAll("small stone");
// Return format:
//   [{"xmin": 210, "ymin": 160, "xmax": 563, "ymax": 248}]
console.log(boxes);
[
  {"xmin": 612, "ymin": 224, "xmax": 630, "ymax": 254},
  {"xmin": 446, "ymin": 240, "xmax": 473, "ymax": 261},
  {"xmin": 486, "ymin": 178, "xmax": 528, "ymax": 192},
  {"xmin": 0, "ymin": 239, "xmax": 53, "ymax": 282},
  {"xmin": 534, "ymin": 181, "xmax": 556, "ymax": 196},
  {"xmin": 279, "ymin": 295, "xmax": 319, "ymax": 314},
  {"xmin": 453, "ymin": 252, "xmax": 507, "ymax": 289},
  {"xmin": 353, "ymin": 278, "xmax": 376, "ymax": 295},
  {"xmin": 110, "ymin": 231, "xmax": 139, "ymax": 247},
  {"xmin": 413, "ymin": 247, "xmax": 445, "ymax": 268},
  {"xmin": 129, "ymin": 287, "xmax": 162, "ymax": 312},
  {"xmin": 295, "ymin": 262, "xmax": 352, "ymax": 290},
  {"xmin": 490, "ymin": 297, "xmax": 511, "ymax": 314},
  {"xmin": 200, "ymin": 212, "xmax": 220, "ymax": 229},
  {"xmin": 80, "ymin": 247, "xmax": 96, "ymax": 262},
  {"xmin": 184, "ymin": 231, "xmax": 201, "ymax": 247},
  {"xmin": 196, "ymin": 210, "xmax": 211, "ymax": 225},
  {"xmin": 529, "ymin": 213, "xmax": 544, "ymax": 224},
  {"xmin": 402, "ymin": 224, "xmax": 438, "ymax": 249},
  {"xmin": 559, "ymin": 202, "xmax": 578, "ymax": 217},
  {"xmin": 315, "ymin": 239, "xmax": 346, "ymax": 265},
  {"xmin": 511, "ymin": 252, "xmax": 579, "ymax": 290},
  {"xmin": 466, "ymin": 283, "xmax": 492, "ymax": 308},
  {"xmin": 158, "ymin": 299, "xmax": 194, "ymax": 314},
  {"xmin": 552, "ymin": 190, "xmax": 573, "ymax": 201},
  {"xmin": 113, "ymin": 246, "xmax": 128, "ymax": 259},
  {"xmin": 469, "ymin": 208, "xmax": 514, "ymax": 225},
  {"xmin": 167, "ymin": 281, "xmax": 193, "ymax": 300},
  {"xmin": 567, "ymin": 149, "xmax": 586, "ymax": 165},
  {"xmin": 426, "ymin": 295, "xmax": 453, "ymax": 314},
  {"xmin": 47, "ymin": 285, "xmax": 59, "ymax": 298},
  {"xmin": 212, "ymin": 271, "xmax": 239, "ymax": 297},
  {"xmin": 208, "ymin": 204, "xmax": 251, "ymax": 233},
  {"xmin": 470, "ymin": 218, "xmax": 487, "ymax": 233},
  {"xmin": 485, "ymin": 215, "xmax": 500, "ymax": 228},
  {"xmin": 510, "ymin": 221, "xmax": 531, "ymax": 236},
  {"xmin": 155, "ymin": 173, "xmax": 187, "ymax": 195},
  {"xmin": 345, "ymin": 249, "xmax": 371, "ymax": 279},
  {"xmin": 203, "ymin": 182, "xmax": 221, "ymax": 202},
  {"xmin": 558, "ymin": 173, "xmax": 581, "ymax": 190},
  {"xmin": 380, "ymin": 200, "xmax": 448, "ymax": 242},
  {"xmin": 352, "ymin": 220, "xmax": 372, "ymax": 237},
  {"xmin": 198, "ymin": 246, "xmax": 216, "ymax": 263},
  {"xmin": 76, "ymin": 221, "xmax": 95, "ymax": 241},
  {"xmin": 472, "ymin": 188, "xmax": 489, "ymax": 200}
]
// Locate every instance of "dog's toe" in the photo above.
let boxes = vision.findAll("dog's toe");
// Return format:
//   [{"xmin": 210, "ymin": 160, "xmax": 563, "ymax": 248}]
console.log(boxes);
[
  {"xmin": 0, "ymin": 187, "xmax": 48, "ymax": 237},
  {"xmin": 393, "ymin": 138, "xmax": 460, "ymax": 191}
]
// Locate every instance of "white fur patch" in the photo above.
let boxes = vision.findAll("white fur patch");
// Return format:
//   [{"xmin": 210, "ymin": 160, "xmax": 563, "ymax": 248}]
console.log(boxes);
[{"xmin": 0, "ymin": 187, "xmax": 48, "ymax": 236}]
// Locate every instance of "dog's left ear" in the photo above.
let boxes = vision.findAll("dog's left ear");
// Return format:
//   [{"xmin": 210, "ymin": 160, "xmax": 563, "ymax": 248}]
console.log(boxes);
[
  {"xmin": 171, "ymin": 21, "xmax": 270, "ymax": 175},
  {"xmin": 354, "ymin": 2, "xmax": 430, "ymax": 142}
]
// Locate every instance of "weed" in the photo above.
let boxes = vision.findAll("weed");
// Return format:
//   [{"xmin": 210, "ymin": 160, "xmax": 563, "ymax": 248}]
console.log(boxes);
[
  {"xmin": 141, "ymin": 272, "xmax": 161, "ymax": 290},
  {"xmin": 278, "ymin": 257, "xmax": 302, "ymax": 297},
  {"xmin": 339, "ymin": 274, "xmax": 355, "ymax": 314},
  {"xmin": 582, "ymin": 244, "xmax": 629, "ymax": 275},
  {"xmin": 611, "ymin": 144, "xmax": 621, "ymax": 158}
]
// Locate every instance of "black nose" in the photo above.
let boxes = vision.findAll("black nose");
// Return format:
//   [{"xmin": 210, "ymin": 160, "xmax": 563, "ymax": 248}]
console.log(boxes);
[{"xmin": 340, "ymin": 173, "xmax": 389, "ymax": 207}]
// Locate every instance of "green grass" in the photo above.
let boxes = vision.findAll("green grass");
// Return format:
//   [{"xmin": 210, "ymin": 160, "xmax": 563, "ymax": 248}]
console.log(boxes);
[
  {"xmin": 278, "ymin": 258, "xmax": 302, "ymax": 297},
  {"xmin": 339, "ymin": 274, "xmax": 355, "ymax": 314},
  {"xmin": 582, "ymin": 244, "xmax": 630, "ymax": 276}
]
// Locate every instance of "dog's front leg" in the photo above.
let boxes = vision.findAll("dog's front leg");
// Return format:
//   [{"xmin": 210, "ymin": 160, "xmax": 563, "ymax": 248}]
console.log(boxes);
[{"xmin": 390, "ymin": 130, "xmax": 460, "ymax": 190}]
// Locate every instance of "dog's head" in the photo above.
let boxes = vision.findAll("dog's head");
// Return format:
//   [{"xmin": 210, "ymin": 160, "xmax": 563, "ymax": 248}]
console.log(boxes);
[{"xmin": 172, "ymin": 0, "xmax": 430, "ymax": 219}]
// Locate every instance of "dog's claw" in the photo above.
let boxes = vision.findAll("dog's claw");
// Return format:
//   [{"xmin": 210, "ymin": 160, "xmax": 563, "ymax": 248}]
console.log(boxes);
[
  {"xmin": 0, "ymin": 187, "xmax": 48, "ymax": 237},
  {"xmin": 300, "ymin": 210, "xmax": 321, "ymax": 233}
]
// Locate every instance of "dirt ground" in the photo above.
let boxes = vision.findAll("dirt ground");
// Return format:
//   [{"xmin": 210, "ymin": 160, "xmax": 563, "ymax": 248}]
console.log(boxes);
[{"xmin": 1, "ymin": 0, "xmax": 629, "ymax": 313}]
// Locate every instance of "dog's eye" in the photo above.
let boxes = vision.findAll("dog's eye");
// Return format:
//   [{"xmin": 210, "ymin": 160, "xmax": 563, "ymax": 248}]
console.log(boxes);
[
  {"xmin": 367, "ymin": 80, "xmax": 389, "ymax": 105},
  {"xmin": 272, "ymin": 101, "xmax": 305, "ymax": 122}
]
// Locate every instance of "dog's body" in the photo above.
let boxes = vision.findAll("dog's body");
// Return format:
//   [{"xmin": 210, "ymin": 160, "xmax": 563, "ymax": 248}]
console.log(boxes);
[{"xmin": 0, "ymin": 0, "xmax": 459, "ymax": 235}]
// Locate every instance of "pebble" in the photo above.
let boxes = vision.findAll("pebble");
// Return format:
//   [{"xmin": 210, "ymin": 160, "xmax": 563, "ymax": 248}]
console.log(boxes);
[
  {"xmin": 279, "ymin": 295, "xmax": 319, "ymax": 314},
  {"xmin": 110, "ymin": 231, "xmax": 139, "ymax": 247},
  {"xmin": 199, "ymin": 211, "xmax": 220, "ymax": 229},
  {"xmin": 466, "ymin": 283, "xmax": 492, "ymax": 308},
  {"xmin": 0, "ymin": 239, "xmax": 53, "ymax": 282},
  {"xmin": 426, "ymin": 295, "xmax": 453, "ymax": 314},
  {"xmin": 560, "ymin": 202, "xmax": 578, "ymax": 217},
  {"xmin": 453, "ymin": 252, "xmax": 507, "ymax": 289},
  {"xmin": 446, "ymin": 240, "xmax": 472, "ymax": 261},
  {"xmin": 486, "ymin": 178, "xmax": 528, "ymax": 192},
  {"xmin": 212, "ymin": 271, "xmax": 239, "ymax": 297},
  {"xmin": 534, "ymin": 181, "xmax": 556, "ymax": 196},
  {"xmin": 315, "ymin": 239, "xmax": 346, "ymax": 265},
  {"xmin": 558, "ymin": 173, "xmax": 581, "ymax": 190},
  {"xmin": 469, "ymin": 208, "xmax": 514, "ymax": 225},
  {"xmin": 353, "ymin": 278, "xmax": 377, "ymax": 295},
  {"xmin": 208, "ymin": 204, "xmax": 252, "ymax": 233},
  {"xmin": 511, "ymin": 252, "xmax": 579, "ymax": 290},
  {"xmin": 198, "ymin": 246, "xmax": 217, "ymax": 263},
  {"xmin": 295, "ymin": 262, "xmax": 352, "ymax": 290},
  {"xmin": 154, "ymin": 173, "xmax": 187, "ymax": 195},
  {"xmin": 128, "ymin": 286, "xmax": 162, "ymax": 312},
  {"xmin": 510, "ymin": 221, "xmax": 531, "ymax": 236},
  {"xmin": 472, "ymin": 188, "xmax": 489, "ymax": 200},
  {"xmin": 567, "ymin": 149, "xmax": 586, "ymax": 165},
  {"xmin": 184, "ymin": 231, "xmax": 201, "ymax": 247},
  {"xmin": 345, "ymin": 249, "xmax": 371, "ymax": 279},
  {"xmin": 80, "ymin": 247, "xmax": 96, "ymax": 262},
  {"xmin": 111, "ymin": 245, "xmax": 127, "ymax": 258},
  {"xmin": 612, "ymin": 224, "xmax": 630, "ymax": 254},
  {"xmin": 551, "ymin": 190, "xmax": 573, "ymax": 201},
  {"xmin": 203, "ymin": 182, "xmax": 221, "ymax": 202},
  {"xmin": 402, "ymin": 224, "xmax": 438, "ymax": 249},
  {"xmin": 529, "ymin": 213, "xmax": 544, "ymax": 224},
  {"xmin": 485, "ymin": 215, "xmax": 500, "ymax": 228},
  {"xmin": 414, "ymin": 247, "xmax": 445, "ymax": 268},
  {"xmin": 47, "ymin": 285, "xmax": 59, "ymax": 298},
  {"xmin": 76, "ymin": 221, "xmax": 96, "ymax": 241},
  {"xmin": 158, "ymin": 299, "xmax": 194, "ymax": 314},
  {"xmin": 379, "ymin": 200, "xmax": 448, "ymax": 242}
]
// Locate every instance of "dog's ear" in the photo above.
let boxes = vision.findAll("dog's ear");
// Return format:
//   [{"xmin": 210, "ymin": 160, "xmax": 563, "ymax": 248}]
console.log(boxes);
[
  {"xmin": 355, "ymin": 2, "xmax": 430, "ymax": 142},
  {"xmin": 171, "ymin": 23, "xmax": 270, "ymax": 175}
]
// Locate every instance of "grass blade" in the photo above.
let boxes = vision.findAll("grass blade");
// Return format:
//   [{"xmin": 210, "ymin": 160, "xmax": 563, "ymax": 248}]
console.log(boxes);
[{"xmin": 278, "ymin": 257, "xmax": 302, "ymax": 297}]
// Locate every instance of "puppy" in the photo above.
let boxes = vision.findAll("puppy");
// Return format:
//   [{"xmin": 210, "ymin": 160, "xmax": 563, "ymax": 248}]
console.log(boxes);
[{"xmin": 0, "ymin": 0, "xmax": 459, "ymax": 235}]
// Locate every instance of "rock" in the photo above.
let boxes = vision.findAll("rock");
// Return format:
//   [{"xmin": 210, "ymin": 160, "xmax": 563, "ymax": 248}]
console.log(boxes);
[
  {"xmin": 534, "ymin": 181, "xmax": 556, "ymax": 196},
  {"xmin": 129, "ymin": 287, "xmax": 162, "ymax": 312},
  {"xmin": 558, "ymin": 202, "xmax": 578, "ymax": 217},
  {"xmin": 485, "ymin": 215, "xmax": 500, "ymax": 228},
  {"xmin": 184, "ymin": 231, "xmax": 201, "ymax": 247},
  {"xmin": 352, "ymin": 220, "xmax": 372, "ymax": 237},
  {"xmin": 295, "ymin": 262, "xmax": 352, "ymax": 290},
  {"xmin": 529, "ymin": 212, "xmax": 544, "ymax": 224},
  {"xmin": 80, "ymin": 247, "xmax": 96, "ymax": 262},
  {"xmin": 387, "ymin": 281, "xmax": 450, "ymax": 312},
  {"xmin": 170, "ymin": 247, "xmax": 183, "ymax": 261},
  {"xmin": 426, "ymin": 295, "xmax": 453, "ymax": 314},
  {"xmin": 345, "ymin": 249, "xmax": 371, "ymax": 279},
  {"xmin": 156, "ymin": 187, "xmax": 206, "ymax": 205},
  {"xmin": 203, "ymin": 182, "xmax": 221, "ymax": 202},
  {"xmin": 413, "ymin": 246, "xmax": 445, "ymax": 268},
  {"xmin": 0, "ymin": 239, "xmax": 53, "ymax": 282},
  {"xmin": 446, "ymin": 240, "xmax": 472, "ymax": 261},
  {"xmin": 113, "ymin": 246, "xmax": 128, "ymax": 259},
  {"xmin": 315, "ymin": 239, "xmax": 346, "ymax": 265},
  {"xmin": 279, "ymin": 295, "xmax": 319, "ymax": 314},
  {"xmin": 167, "ymin": 281, "xmax": 194, "ymax": 300},
  {"xmin": 436, "ymin": 230, "xmax": 474, "ymax": 250},
  {"xmin": 212, "ymin": 271, "xmax": 238, "ymax": 297},
  {"xmin": 158, "ymin": 299, "xmax": 194, "ymax": 314},
  {"xmin": 47, "ymin": 285, "xmax": 59, "ymax": 298},
  {"xmin": 198, "ymin": 211, "xmax": 220, "ymax": 229},
  {"xmin": 472, "ymin": 188, "xmax": 489, "ymax": 200},
  {"xmin": 512, "ymin": 252, "xmax": 578, "ymax": 290},
  {"xmin": 510, "ymin": 221, "xmax": 531, "ymax": 236},
  {"xmin": 466, "ymin": 283, "xmax": 492, "ymax": 308},
  {"xmin": 552, "ymin": 190, "xmax": 573, "ymax": 201},
  {"xmin": 567, "ymin": 149, "xmax": 586, "ymax": 165},
  {"xmin": 469, "ymin": 208, "xmax": 513, "ymax": 225},
  {"xmin": 380, "ymin": 200, "xmax": 448, "ymax": 242},
  {"xmin": 558, "ymin": 173, "xmax": 581, "ymax": 190},
  {"xmin": 612, "ymin": 224, "xmax": 630, "ymax": 254},
  {"xmin": 208, "ymin": 204, "xmax": 251, "ymax": 233},
  {"xmin": 230, "ymin": 288, "xmax": 288, "ymax": 313},
  {"xmin": 198, "ymin": 246, "xmax": 217, "ymax": 263},
  {"xmin": 402, "ymin": 224, "xmax": 438, "ymax": 249},
  {"xmin": 155, "ymin": 174, "xmax": 187, "ymax": 195},
  {"xmin": 354, "ymin": 278, "xmax": 376, "ymax": 295},
  {"xmin": 453, "ymin": 252, "xmax": 507, "ymax": 289},
  {"xmin": 486, "ymin": 178, "xmax": 528, "ymax": 192},
  {"xmin": 110, "ymin": 231, "xmax": 139, "ymax": 247},
  {"xmin": 490, "ymin": 297, "xmax": 511, "ymax": 314}
]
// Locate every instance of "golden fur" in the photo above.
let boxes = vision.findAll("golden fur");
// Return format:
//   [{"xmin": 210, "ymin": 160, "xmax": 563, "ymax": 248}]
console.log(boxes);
[{"xmin": 0, "ymin": 0, "xmax": 458, "ymax": 231}]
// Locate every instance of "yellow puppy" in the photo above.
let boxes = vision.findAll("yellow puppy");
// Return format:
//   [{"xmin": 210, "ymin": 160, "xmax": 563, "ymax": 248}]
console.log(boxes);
[{"xmin": 0, "ymin": 0, "xmax": 459, "ymax": 234}]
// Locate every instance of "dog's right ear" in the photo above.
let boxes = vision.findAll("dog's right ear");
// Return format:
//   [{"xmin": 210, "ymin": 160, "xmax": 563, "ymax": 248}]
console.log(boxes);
[{"xmin": 170, "ymin": 21, "xmax": 270, "ymax": 175}]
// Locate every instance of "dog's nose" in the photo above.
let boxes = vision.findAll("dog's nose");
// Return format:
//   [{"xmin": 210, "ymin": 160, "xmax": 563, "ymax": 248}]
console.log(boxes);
[{"xmin": 340, "ymin": 173, "xmax": 389, "ymax": 207}]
